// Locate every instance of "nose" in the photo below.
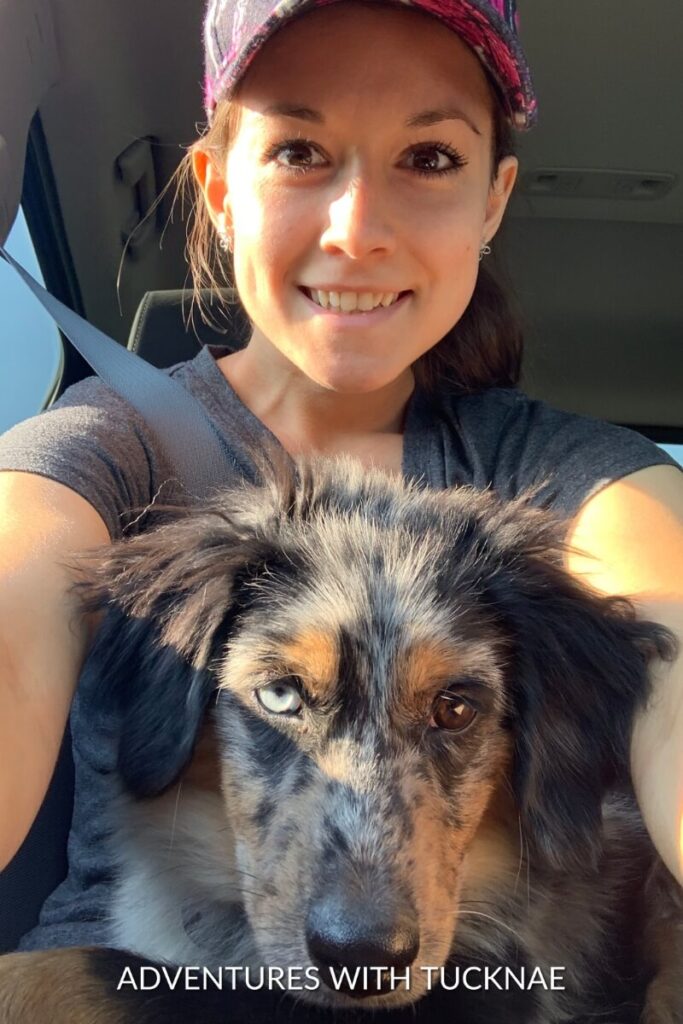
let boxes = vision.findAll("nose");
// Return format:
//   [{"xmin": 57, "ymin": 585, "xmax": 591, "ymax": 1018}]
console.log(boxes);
[
  {"xmin": 306, "ymin": 894, "xmax": 419, "ymax": 998},
  {"xmin": 320, "ymin": 170, "xmax": 397, "ymax": 259}
]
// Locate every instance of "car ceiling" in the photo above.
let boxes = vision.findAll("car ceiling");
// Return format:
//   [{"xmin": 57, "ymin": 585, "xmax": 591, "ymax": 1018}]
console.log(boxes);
[{"xmin": 2, "ymin": 0, "xmax": 682, "ymax": 430}]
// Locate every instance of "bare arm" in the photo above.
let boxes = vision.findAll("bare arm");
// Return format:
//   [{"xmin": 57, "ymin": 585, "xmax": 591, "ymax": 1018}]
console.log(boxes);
[
  {"xmin": 0, "ymin": 471, "xmax": 110, "ymax": 871},
  {"xmin": 565, "ymin": 463, "xmax": 683, "ymax": 885}
]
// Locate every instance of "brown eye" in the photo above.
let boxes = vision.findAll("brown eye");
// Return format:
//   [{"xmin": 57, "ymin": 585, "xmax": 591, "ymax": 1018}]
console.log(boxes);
[{"xmin": 430, "ymin": 692, "xmax": 478, "ymax": 732}]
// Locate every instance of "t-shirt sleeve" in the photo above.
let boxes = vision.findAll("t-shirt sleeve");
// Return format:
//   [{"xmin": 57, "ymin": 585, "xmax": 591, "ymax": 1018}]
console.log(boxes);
[
  {"xmin": 442, "ymin": 388, "xmax": 681, "ymax": 521},
  {"xmin": 0, "ymin": 375, "xmax": 174, "ymax": 540},
  {"xmin": 484, "ymin": 390, "xmax": 681, "ymax": 519}
]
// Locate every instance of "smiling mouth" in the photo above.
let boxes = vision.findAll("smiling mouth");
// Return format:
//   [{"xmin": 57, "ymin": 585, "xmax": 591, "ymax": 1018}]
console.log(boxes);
[{"xmin": 299, "ymin": 287, "xmax": 412, "ymax": 313}]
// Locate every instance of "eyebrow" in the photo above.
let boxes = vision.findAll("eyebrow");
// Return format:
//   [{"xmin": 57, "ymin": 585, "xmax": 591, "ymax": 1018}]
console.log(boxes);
[{"xmin": 261, "ymin": 102, "xmax": 482, "ymax": 137}]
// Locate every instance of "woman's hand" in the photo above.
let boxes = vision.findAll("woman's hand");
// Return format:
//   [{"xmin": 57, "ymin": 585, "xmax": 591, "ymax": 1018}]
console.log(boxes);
[{"xmin": 565, "ymin": 463, "xmax": 683, "ymax": 885}]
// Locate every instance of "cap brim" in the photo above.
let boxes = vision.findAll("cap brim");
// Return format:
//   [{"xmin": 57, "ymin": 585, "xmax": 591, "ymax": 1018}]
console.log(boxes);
[{"xmin": 207, "ymin": 0, "xmax": 538, "ymax": 130}]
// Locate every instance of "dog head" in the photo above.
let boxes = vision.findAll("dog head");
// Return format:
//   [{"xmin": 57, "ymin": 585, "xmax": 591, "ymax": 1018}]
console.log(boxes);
[{"xmin": 75, "ymin": 453, "xmax": 676, "ymax": 1006}]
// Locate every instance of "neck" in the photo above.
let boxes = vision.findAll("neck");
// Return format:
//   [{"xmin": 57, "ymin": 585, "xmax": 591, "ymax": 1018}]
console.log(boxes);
[{"xmin": 216, "ymin": 338, "xmax": 415, "ymax": 458}]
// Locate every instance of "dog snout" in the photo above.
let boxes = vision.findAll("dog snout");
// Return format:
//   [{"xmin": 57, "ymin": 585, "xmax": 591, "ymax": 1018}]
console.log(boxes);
[{"xmin": 306, "ymin": 890, "xmax": 419, "ymax": 998}]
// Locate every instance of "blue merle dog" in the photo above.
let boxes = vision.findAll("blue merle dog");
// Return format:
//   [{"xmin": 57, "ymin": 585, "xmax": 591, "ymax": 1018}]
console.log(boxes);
[{"xmin": 0, "ymin": 454, "xmax": 681, "ymax": 1024}]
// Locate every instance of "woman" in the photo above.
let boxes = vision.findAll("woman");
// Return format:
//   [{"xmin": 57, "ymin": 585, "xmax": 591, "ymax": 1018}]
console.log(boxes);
[{"xmin": 0, "ymin": 0, "xmax": 680, "ymax": 964}]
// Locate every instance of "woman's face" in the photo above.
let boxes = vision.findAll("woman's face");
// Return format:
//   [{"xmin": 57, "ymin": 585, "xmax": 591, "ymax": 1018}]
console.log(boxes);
[{"xmin": 198, "ymin": 0, "xmax": 518, "ymax": 394}]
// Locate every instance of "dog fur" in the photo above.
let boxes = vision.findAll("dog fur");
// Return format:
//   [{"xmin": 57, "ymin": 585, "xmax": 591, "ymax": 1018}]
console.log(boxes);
[{"xmin": 1, "ymin": 453, "xmax": 681, "ymax": 1024}]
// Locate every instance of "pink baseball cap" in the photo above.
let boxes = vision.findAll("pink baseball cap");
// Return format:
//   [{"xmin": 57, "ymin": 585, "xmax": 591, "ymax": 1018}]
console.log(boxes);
[{"xmin": 203, "ymin": 0, "xmax": 538, "ymax": 131}]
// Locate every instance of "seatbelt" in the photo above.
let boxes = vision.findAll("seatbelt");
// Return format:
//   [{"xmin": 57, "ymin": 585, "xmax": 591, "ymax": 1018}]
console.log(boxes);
[{"xmin": 0, "ymin": 245, "xmax": 229, "ymax": 500}]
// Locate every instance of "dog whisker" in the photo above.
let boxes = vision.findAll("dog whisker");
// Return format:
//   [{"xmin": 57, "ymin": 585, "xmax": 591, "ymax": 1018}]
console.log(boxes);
[
  {"xmin": 137, "ymin": 859, "xmax": 254, "ymax": 897},
  {"xmin": 228, "ymin": 866, "xmax": 266, "ymax": 883},
  {"xmin": 514, "ymin": 811, "xmax": 524, "ymax": 897},
  {"xmin": 456, "ymin": 908, "xmax": 528, "ymax": 942},
  {"xmin": 234, "ymin": 887, "xmax": 274, "ymax": 901},
  {"xmin": 167, "ymin": 780, "xmax": 184, "ymax": 851},
  {"xmin": 513, "ymin": 813, "xmax": 531, "ymax": 910}
]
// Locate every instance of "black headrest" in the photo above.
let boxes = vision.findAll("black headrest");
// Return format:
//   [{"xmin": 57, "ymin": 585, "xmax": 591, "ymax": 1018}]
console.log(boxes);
[{"xmin": 127, "ymin": 288, "xmax": 252, "ymax": 368}]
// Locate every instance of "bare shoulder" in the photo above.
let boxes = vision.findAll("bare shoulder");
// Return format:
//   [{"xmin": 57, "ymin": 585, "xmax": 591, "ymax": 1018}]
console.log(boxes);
[
  {"xmin": 0, "ymin": 470, "xmax": 110, "ymax": 551},
  {"xmin": 0, "ymin": 469, "xmax": 111, "ymax": 649},
  {"xmin": 564, "ymin": 464, "xmax": 683, "ymax": 595},
  {"xmin": 564, "ymin": 464, "xmax": 683, "ymax": 885}
]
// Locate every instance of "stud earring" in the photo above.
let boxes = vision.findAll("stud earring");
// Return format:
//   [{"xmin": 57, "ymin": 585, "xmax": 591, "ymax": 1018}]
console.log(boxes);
[
  {"xmin": 219, "ymin": 230, "xmax": 233, "ymax": 254},
  {"xmin": 479, "ymin": 243, "xmax": 492, "ymax": 262}
]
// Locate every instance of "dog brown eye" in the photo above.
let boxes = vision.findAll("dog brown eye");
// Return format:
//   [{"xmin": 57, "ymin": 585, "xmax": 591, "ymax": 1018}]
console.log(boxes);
[
  {"xmin": 431, "ymin": 693, "xmax": 477, "ymax": 732},
  {"xmin": 256, "ymin": 679, "xmax": 303, "ymax": 716}
]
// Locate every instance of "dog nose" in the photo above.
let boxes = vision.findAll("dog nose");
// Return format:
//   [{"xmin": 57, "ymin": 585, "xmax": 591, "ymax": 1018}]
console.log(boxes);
[{"xmin": 306, "ymin": 896, "xmax": 419, "ymax": 998}]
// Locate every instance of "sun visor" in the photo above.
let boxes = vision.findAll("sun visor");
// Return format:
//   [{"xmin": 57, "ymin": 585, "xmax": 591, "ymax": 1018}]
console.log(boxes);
[{"xmin": 0, "ymin": 0, "xmax": 60, "ymax": 245}]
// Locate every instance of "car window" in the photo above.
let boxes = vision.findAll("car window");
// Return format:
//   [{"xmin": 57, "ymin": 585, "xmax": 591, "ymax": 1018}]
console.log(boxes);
[
  {"xmin": 0, "ymin": 208, "xmax": 63, "ymax": 434},
  {"xmin": 660, "ymin": 444, "xmax": 683, "ymax": 467}
]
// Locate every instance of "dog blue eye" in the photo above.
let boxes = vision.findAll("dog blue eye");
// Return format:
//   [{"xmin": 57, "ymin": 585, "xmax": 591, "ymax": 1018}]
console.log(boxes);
[{"xmin": 256, "ymin": 680, "xmax": 303, "ymax": 715}]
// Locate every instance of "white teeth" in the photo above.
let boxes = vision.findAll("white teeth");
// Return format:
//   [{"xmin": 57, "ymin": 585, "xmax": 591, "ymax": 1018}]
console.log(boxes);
[{"xmin": 307, "ymin": 288, "xmax": 401, "ymax": 312}]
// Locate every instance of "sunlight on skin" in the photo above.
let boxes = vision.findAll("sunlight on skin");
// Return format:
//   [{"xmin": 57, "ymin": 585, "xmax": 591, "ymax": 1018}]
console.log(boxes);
[
  {"xmin": 566, "ymin": 470, "xmax": 682, "ymax": 594},
  {"xmin": 565, "ymin": 463, "xmax": 683, "ymax": 884}
]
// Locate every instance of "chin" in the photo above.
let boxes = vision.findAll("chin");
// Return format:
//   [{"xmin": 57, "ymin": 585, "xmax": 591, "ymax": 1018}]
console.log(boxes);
[{"xmin": 298, "ymin": 354, "xmax": 414, "ymax": 395}]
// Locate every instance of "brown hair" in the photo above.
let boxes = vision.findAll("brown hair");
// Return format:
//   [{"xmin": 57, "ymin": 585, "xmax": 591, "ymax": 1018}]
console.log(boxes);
[{"xmin": 168, "ymin": 71, "xmax": 524, "ymax": 394}]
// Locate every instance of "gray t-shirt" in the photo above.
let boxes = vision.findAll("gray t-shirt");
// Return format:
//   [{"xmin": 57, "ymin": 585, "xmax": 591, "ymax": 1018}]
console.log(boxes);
[{"xmin": 0, "ymin": 343, "xmax": 678, "ymax": 951}]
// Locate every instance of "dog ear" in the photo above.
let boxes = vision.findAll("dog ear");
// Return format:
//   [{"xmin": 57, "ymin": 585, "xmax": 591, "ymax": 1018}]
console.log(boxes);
[
  {"xmin": 77, "ymin": 604, "xmax": 218, "ymax": 797},
  {"xmin": 485, "ymin": 522, "xmax": 677, "ymax": 874},
  {"xmin": 71, "ymin": 467, "xmax": 297, "ymax": 797}
]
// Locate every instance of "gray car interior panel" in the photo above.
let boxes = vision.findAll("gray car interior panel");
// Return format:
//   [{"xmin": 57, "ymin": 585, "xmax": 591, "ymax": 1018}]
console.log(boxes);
[
  {"xmin": 0, "ymin": 0, "xmax": 60, "ymax": 245},
  {"xmin": 0, "ymin": 0, "xmax": 681, "ymax": 952}
]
